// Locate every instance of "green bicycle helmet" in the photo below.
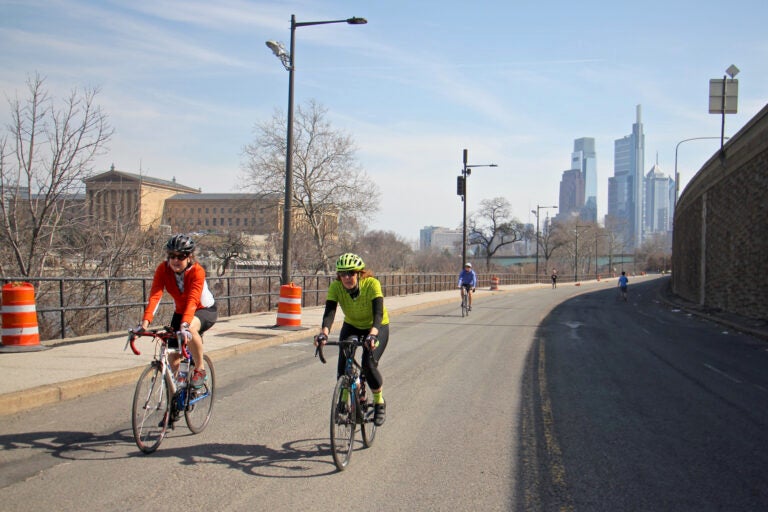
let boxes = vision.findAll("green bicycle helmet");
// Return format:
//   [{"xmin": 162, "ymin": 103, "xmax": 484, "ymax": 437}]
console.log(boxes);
[{"xmin": 336, "ymin": 253, "xmax": 365, "ymax": 272}]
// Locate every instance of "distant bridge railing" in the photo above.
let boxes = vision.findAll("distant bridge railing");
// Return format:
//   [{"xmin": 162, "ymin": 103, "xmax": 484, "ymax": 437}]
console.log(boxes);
[{"xmin": 1, "ymin": 272, "xmax": 539, "ymax": 341}]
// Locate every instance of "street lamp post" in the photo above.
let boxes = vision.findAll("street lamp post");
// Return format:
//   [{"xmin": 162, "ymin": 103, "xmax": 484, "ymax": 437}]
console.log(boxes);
[
  {"xmin": 531, "ymin": 205, "xmax": 557, "ymax": 283},
  {"xmin": 573, "ymin": 223, "xmax": 585, "ymax": 282},
  {"xmin": 458, "ymin": 149, "xmax": 497, "ymax": 266},
  {"xmin": 266, "ymin": 14, "xmax": 367, "ymax": 285},
  {"xmin": 595, "ymin": 233, "xmax": 608, "ymax": 280},
  {"xmin": 674, "ymin": 136, "xmax": 729, "ymax": 205}
]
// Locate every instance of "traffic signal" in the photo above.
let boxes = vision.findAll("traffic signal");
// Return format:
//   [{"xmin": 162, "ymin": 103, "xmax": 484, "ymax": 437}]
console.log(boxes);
[{"xmin": 457, "ymin": 176, "xmax": 465, "ymax": 196}]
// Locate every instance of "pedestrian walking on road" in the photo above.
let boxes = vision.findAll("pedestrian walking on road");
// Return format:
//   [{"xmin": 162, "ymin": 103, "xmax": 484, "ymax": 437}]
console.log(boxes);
[
  {"xmin": 551, "ymin": 269, "xmax": 558, "ymax": 289},
  {"xmin": 618, "ymin": 271, "xmax": 629, "ymax": 301}
]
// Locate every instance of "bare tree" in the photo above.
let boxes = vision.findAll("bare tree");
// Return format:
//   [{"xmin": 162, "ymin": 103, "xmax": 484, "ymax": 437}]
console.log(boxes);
[
  {"xmin": 539, "ymin": 219, "xmax": 567, "ymax": 278},
  {"xmin": 204, "ymin": 232, "xmax": 249, "ymax": 276},
  {"xmin": 354, "ymin": 230, "xmax": 413, "ymax": 272},
  {"xmin": 242, "ymin": 99, "xmax": 380, "ymax": 273},
  {"xmin": 468, "ymin": 197, "xmax": 526, "ymax": 270},
  {"xmin": 0, "ymin": 74, "xmax": 113, "ymax": 277}
]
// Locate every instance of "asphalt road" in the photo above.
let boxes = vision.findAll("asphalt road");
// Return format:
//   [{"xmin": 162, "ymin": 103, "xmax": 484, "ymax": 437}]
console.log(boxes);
[{"xmin": 1, "ymin": 276, "xmax": 767, "ymax": 511}]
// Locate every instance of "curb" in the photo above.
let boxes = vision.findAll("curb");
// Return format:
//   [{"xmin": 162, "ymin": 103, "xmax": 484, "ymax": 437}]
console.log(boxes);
[
  {"xmin": 656, "ymin": 281, "xmax": 768, "ymax": 342},
  {"xmin": 0, "ymin": 292, "xmax": 479, "ymax": 416}
]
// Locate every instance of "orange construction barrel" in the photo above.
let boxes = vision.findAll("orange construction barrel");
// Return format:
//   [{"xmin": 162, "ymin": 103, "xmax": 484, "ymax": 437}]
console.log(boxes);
[
  {"xmin": 276, "ymin": 282, "xmax": 302, "ymax": 328},
  {"xmin": 1, "ymin": 282, "xmax": 50, "ymax": 352},
  {"xmin": 490, "ymin": 276, "xmax": 499, "ymax": 290}
]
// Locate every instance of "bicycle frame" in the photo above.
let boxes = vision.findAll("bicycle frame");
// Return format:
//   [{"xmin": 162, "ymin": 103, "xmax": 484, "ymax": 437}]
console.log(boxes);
[
  {"xmin": 316, "ymin": 337, "xmax": 366, "ymax": 404},
  {"xmin": 127, "ymin": 327, "xmax": 185, "ymax": 389}
]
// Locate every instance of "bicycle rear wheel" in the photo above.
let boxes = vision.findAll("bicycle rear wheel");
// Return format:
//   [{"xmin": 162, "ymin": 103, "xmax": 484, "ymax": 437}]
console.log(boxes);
[
  {"xmin": 185, "ymin": 354, "xmax": 215, "ymax": 433},
  {"xmin": 330, "ymin": 376, "xmax": 355, "ymax": 471},
  {"xmin": 132, "ymin": 362, "xmax": 170, "ymax": 454},
  {"xmin": 360, "ymin": 398, "xmax": 377, "ymax": 448}
]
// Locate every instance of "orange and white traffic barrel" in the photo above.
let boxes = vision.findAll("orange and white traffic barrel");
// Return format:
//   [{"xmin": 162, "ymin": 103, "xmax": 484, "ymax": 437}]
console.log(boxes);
[
  {"xmin": 490, "ymin": 276, "xmax": 499, "ymax": 290},
  {"xmin": 1, "ymin": 282, "xmax": 50, "ymax": 352},
  {"xmin": 276, "ymin": 282, "xmax": 302, "ymax": 328}
]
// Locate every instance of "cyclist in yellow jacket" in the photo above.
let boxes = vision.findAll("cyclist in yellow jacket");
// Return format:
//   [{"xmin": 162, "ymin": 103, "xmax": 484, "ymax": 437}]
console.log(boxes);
[{"xmin": 314, "ymin": 253, "xmax": 389, "ymax": 426}]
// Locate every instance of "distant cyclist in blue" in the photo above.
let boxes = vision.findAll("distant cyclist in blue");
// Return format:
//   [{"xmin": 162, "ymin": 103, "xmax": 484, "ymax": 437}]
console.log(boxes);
[
  {"xmin": 618, "ymin": 271, "xmax": 629, "ymax": 301},
  {"xmin": 458, "ymin": 262, "xmax": 478, "ymax": 311}
]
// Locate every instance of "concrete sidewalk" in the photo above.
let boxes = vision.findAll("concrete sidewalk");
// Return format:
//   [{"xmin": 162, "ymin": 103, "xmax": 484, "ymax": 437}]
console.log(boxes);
[{"xmin": 0, "ymin": 286, "xmax": 500, "ymax": 416}]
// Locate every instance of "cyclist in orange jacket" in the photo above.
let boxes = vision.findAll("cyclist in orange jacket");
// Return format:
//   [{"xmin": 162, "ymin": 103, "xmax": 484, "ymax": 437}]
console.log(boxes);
[{"xmin": 140, "ymin": 234, "xmax": 217, "ymax": 388}]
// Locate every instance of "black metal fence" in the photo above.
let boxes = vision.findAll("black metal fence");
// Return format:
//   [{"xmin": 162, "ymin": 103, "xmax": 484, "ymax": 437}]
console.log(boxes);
[{"xmin": 1, "ymin": 271, "xmax": 538, "ymax": 341}]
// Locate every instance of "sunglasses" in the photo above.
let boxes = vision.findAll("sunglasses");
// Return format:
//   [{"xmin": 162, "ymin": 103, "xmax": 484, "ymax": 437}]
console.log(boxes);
[
  {"xmin": 168, "ymin": 252, "xmax": 190, "ymax": 261},
  {"xmin": 338, "ymin": 270, "xmax": 357, "ymax": 277}
]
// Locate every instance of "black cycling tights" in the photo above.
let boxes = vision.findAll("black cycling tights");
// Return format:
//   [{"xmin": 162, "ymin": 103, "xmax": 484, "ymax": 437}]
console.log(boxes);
[{"xmin": 337, "ymin": 322, "xmax": 389, "ymax": 391}]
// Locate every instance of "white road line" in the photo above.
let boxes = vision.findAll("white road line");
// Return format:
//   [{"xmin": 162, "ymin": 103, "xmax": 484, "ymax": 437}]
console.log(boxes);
[{"xmin": 703, "ymin": 363, "xmax": 742, "ymax": 383}]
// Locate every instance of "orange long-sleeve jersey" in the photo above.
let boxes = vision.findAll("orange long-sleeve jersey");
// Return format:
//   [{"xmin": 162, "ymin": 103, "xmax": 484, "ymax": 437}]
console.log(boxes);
[{"xmin": 142, "ymin": 261, "xmax": 214, "ymax": 326}]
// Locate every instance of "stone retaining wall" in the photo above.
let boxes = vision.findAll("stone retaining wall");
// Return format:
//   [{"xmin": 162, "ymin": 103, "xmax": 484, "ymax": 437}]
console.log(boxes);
[{"xmin": 672, "ymin": 103, "xmax": 768, "ymax": 320}]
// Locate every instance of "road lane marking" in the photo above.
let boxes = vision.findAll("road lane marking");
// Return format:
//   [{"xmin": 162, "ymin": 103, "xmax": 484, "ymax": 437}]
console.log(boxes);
[{"xmin": 703, "ymin": 363, "xmax": 742, "ymax": 383}]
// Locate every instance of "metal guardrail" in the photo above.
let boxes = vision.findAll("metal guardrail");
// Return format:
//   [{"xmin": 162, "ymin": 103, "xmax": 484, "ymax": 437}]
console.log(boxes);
[{"xmin": 1, "ymin": 272, "xmax": 539, "ymax": 341}]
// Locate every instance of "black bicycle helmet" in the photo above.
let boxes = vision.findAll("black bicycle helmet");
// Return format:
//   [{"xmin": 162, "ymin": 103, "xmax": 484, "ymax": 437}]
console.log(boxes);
[
  {"xmin": 335, "ymin": 253, "xmax": 365, "ymax": 272},
  {"xmin": 165, "ymin": 234, "xmax": 195, "ymax": 254}
]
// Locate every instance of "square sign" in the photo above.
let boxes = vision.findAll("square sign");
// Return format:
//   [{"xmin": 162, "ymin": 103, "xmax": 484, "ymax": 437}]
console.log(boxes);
[{"xmin": 709, "ymin": 79, "xmax": 738, "ymax": 114}]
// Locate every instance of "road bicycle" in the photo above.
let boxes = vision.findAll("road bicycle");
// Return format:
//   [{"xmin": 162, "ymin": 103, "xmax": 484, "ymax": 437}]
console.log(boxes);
[
  {"xmin": 315, "ymin": 336, "xmax": 377, "ymax": 471},
  {"xmin": 126, "ymin": 327, "xmax": 215, "ymax": 454},
  {"xmin": 460, "ymin": 285, "xmax": 472, "ymax": 317}
]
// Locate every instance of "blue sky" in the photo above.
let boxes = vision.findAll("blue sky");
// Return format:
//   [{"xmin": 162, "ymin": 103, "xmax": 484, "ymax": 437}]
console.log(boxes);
[{"xmin": 2, "ymin": 0, "xmax": 767, "ymax": 241}]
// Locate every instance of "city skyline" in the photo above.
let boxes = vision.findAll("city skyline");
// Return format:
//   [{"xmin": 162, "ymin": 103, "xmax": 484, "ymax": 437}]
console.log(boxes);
[{"xmin": 2, "ymin": 0, "xmax": 766, "ymax": 241}]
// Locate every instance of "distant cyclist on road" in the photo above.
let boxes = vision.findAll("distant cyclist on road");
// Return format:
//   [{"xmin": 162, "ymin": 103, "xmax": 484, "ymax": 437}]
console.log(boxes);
[
  {"xmin": 458, "ymin": 262, "xmax": 478, "ymax": 311},
  {"xmin": 314, "ymin": 253, "xmax": 389, "ymax": 426},
  {"xmin": 618, "ymin": 271, "xmax": 629, "ymax": 301}
]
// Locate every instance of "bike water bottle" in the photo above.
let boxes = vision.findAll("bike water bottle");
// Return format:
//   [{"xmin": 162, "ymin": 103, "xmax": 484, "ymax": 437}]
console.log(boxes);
[{"xmin": 178, "ymin": 358, "xmax": 189, "ymax": 388}]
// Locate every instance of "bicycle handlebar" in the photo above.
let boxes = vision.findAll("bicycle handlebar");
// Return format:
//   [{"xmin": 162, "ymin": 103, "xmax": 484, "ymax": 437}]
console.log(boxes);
[
  {"xmin": 314, "ymin": 336, "xmax": 364, "ymax": 365},
  {"xmin": 125, "ymin": 327, "xmax": 184, "ymax": 357}
]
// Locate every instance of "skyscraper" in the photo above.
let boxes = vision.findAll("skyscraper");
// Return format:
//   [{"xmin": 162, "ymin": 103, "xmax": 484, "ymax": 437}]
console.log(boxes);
[
  {"xmin": 572, "ymin": 137, "xmax": 597, "ymax": 223},
  {"xmin": 607, "ymin": 105, "xmax": 645, "ymax": 248},
  {"xmin": 556, "ymin": 168, "xmax": 584, "ymax": 222},
  {"xmin": 643, "ymin": 163, "xmax": 675, "ymax": 235}
]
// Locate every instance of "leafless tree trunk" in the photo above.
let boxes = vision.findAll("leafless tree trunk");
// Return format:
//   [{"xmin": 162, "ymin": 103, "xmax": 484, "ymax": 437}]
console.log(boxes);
[
  {"xmin": 242, "ymin": 99, "xmax": 379, "ymax": 273},
  {"xmin": 468, "ymin": 197, "xmax": 526, "ymax": 271},
  {"xmin": 0, "ymin": 74, "xmax": 113, "ymax": 278}
]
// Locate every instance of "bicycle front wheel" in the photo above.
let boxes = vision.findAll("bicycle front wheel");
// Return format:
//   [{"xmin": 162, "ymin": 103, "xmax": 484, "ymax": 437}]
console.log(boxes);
[
  {"xmin": 132, "ymin": 362, "xmax": 170, "ymax": 454},
  {"xmin": 185, "ymin": 354, "xmax": 215, "ymax": 433},
  {"xmin": 330, "ymin": 376, "xmax": 355, "ymax": 471},
  {"xmin": 461, "ymin": 295, "xmax": 467, "ymax": 317}
]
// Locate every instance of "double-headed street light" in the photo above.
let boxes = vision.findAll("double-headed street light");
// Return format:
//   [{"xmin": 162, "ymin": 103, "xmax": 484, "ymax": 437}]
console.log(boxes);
[
  {"xmin": 457, "ymin": 149, "xmax": 497, "ymax": 266},
  {"xmin": 531, "ymin": 205, "xmax": 557, "ymax": 283},
  {"xmin": 266, "ymin": 14, "xmax": 367, "ymax": 285}
]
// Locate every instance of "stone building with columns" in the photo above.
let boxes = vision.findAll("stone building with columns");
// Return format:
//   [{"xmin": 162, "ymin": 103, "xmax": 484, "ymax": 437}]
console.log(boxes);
[{"xmin": 83, "ymin": 167, "xmax": 338, "ymax": 239}]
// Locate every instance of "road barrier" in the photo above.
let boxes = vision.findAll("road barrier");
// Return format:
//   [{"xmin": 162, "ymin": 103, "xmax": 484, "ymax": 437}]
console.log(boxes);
[
  {"xmin": 1, "ymin": 282, "xmax": 50, "ymax": 352},
  {"xmin": 276, "ymin": 283, "xmax": 302, "ymax": 328}
]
